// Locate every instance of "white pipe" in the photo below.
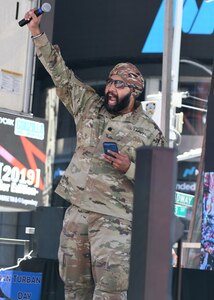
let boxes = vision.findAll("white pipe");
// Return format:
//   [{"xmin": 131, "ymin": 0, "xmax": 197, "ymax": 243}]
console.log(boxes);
[
  {"xmin": 22, "ymin": 0, "xmax": 40, "ymax": 114},
  {"xmin": 181, "ymin": 104, "xmax": 207, "ymax": 112},
  {"xmin": 171, "ymin": 0, "xmax": 183, "ymax": 93},
  {"xmin": 180, "ymin": 59, "xmax": 212, "ymax": 76}
]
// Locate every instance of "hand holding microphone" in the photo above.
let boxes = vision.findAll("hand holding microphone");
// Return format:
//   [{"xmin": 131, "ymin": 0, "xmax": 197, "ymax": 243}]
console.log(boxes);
[{"xmin": 19, "ymin": 3, "xmax": 51, "ymax": 28}]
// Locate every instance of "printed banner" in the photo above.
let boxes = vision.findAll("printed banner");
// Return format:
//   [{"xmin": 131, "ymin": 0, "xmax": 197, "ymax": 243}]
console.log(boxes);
[
  {"xmin": 0, "ymin": 112, "xmax": 47, "ymax": 210},
  {"xmin": 200, "ymin": 172, "xmax": 214, "ymax": 270},
  {"xmin": 0, "ymin": 271, "xmax": 42, "ymax": 300}
]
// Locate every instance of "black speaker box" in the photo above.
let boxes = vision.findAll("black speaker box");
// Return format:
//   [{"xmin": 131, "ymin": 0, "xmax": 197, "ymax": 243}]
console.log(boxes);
[
  {"xmin": 33, "ymin": 207, "xmax": 66, "ymax": 260},
  {"xmin": 128, "ymin": 147, "xmax": 177, "ymax": 300}
]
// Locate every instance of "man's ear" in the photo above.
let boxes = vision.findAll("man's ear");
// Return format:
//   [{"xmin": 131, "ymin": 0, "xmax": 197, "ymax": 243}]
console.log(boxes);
[{"xmin": 131, "ymin": 90, "xmax": 137, "ymax": 99}]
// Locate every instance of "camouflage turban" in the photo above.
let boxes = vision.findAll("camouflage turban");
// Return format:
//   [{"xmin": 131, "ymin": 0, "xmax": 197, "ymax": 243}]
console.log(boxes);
[{"xmin": 109, "ymin": 62, "xmax": 144, "ymax": 98}]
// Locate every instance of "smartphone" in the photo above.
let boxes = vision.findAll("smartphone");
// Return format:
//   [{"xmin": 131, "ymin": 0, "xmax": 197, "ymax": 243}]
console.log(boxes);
[{"xmin": 103, "ymin": 142, "xmax": 118, "ymax": 158}]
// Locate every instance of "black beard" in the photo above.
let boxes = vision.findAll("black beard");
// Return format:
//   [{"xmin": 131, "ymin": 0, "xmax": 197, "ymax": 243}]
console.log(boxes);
[{"xmin": 104, "ymin": 91, "xmax": 132, "ymax": 114}]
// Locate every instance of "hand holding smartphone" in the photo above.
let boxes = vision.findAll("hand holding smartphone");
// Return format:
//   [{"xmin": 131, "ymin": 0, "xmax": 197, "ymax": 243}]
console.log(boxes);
[{"xmin": 103, "ymin": 142, "xmax": 118, "ymax": 158}]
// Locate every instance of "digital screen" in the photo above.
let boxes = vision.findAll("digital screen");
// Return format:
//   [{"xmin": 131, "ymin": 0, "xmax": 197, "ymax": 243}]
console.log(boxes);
[
  {"xmin": 46, "ymin": 0, "xmax": 214, "ymax": 68},
  {"xmin": 0, "ymin": 112, "xmax": 47, "ymax": 211}
]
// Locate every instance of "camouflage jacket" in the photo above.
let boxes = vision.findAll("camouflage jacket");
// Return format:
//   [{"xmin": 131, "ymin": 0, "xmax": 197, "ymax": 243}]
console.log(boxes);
[{"xmin": 34, "ymin": 33, "xmax": 166, "ymax": 221}]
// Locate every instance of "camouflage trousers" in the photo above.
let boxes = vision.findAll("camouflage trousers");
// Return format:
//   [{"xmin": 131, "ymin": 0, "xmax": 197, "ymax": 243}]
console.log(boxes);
[{"xmin": 58, "ymin": 205, "xmax": 132, "ymax": 300}]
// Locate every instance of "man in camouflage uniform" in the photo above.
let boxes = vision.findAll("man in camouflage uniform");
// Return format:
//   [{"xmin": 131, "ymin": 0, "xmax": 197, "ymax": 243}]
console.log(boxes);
[{"xmin": 25, "ymin": 9, "xmax": 166, "ymax": 300}]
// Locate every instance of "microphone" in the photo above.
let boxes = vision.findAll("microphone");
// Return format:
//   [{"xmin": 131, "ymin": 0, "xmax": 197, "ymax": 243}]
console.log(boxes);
[{"xmin": 18, "ymin": 2, "xmax": 51, "ymax": 27}]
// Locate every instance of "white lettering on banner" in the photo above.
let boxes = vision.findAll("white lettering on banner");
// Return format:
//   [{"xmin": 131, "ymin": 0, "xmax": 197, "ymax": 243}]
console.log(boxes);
[
  {"xmin": 0, "ymin": 117, "xmax": 14, "ymax": 126},
  {"xmin": 10, "ymin": 183, "xmax": 38, "ymax": 196},
  {"xmin": 0, "ymin": 182, "xmax": 10, "ymax": 192},
  {"xmin": 0, "ymin": 162, "xmax": 41, "ymax": 197},
  {"xmin": 176, "ymin": 182, "xmax": 196, "ymax": 192},
  {"xmin": 0, "ymin": 194, "xmax": 38, "ymax": 207}
]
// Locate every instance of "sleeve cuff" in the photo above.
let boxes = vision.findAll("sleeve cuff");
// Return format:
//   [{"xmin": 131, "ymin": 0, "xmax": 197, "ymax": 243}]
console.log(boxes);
[
  {"xmin": 125, "ymin": 162, "xmax": 136, "ymax": 181},
  {"xmin": 33, "ymin": 32, "xmax": 49, "ymax": 47}
]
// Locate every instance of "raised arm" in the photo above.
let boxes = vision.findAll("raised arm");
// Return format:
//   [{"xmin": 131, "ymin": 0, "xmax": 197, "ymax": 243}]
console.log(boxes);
[{"xmin": 24, "ymin": 9, "xmax": 98, "ymax": 118}]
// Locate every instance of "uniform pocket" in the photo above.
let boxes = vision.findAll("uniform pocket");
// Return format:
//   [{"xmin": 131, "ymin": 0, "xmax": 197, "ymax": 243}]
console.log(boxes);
[{"xmin": 58, "ymin": 206, "xmax": 92, "ymax": 286}]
